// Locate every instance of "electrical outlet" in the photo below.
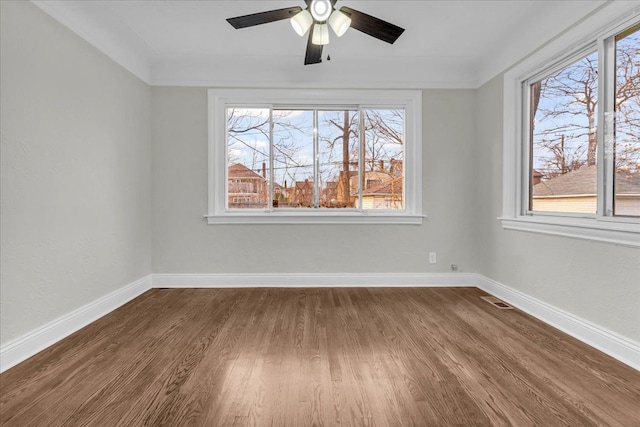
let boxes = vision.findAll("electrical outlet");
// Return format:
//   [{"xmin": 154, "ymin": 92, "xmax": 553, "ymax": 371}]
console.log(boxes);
[{"xmin": 429, "ymin": 252, "xmax": 437, "ymax": 264}]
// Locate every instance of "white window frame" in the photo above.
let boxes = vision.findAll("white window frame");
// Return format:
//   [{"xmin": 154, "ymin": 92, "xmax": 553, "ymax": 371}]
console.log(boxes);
[
  {"xmin": 502, "ymin": 3, "xmax": 640, "ymax": 248},
  {"xmin": 206, "ymin": 89, "xmax": 423, "ymax": 224}
]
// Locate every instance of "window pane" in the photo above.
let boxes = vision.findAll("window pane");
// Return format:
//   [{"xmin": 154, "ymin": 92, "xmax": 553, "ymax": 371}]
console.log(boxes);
[
  {"xmin": 318, "ymin": 110, "xmax": 359, "ymax": 208},
  {"xmin": 273, "ymin": 110, "xmax": 314, "ymax": 208},
  {"xmin": 530, "ymin": 52, "xmax": 598, "ymax": 214},
  {"xmin": 613, "ymin": 24, "xmax": 640, "ymax": 217},
  {"xmin": 362, "ymin": 109, "xmax": 405, "ymax": 210},
  {"xmin": 227, "ymin": 108, "xmax": 270, "ymax": 209}
]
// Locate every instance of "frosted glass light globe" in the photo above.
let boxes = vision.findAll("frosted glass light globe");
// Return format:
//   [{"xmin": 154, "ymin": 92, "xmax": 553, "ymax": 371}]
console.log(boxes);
[
  {"xmin": 310, "ymin": 0, "xmax": 332, "ymax": 22},
  {"xmin": 291, "ymin": 10, "xmax": 313, "ymax": 36},
  {"xmin": 312, "ymin": 23, "xmax": 330, "ymax": 45},
  {"xmin": 328, "ymin": 9, "xmax": 351, "ymax": 37}
]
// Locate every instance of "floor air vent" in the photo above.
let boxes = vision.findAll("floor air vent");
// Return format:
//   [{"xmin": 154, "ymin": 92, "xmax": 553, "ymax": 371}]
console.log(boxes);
[{"xmin": 481, "ymin": 296, "xmax": 514, "ymax": 310}]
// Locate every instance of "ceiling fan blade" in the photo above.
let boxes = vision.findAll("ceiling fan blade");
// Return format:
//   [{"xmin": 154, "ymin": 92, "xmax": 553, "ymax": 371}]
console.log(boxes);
[
  {"xmin": 339, "ymin": 7, "xmax": 405, "ymax": 44},
  {"xmin": 304, "ymin": 27, "xmax": 323, "ymax": 65},
  {"xmin": 227, "ymin": 7, "xmax": 302, "ymax": 29}
]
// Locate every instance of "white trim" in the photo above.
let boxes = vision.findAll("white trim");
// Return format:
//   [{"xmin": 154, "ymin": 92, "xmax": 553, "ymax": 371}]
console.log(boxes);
[
  {"xmin": 474, "ymin": 1, "xmax": 609, "ymax": 87},
  {"xmin": 208, "ymin": 88, "xmax": 422, "ymax": 224},
  {"xmin": 475, "ymin": 274, "xmax": 640, "ymax": 371},
  {"xmin": 28, "ymin": 0, "xmax": 625, "ymax": 89},
  {"xmin": 3, "ymin": 273, "xmax": 637, "ymax": 373},
  {"xmin": 152, "ymin": 272, "xmax": 476, "ymax": 288},
  {"xmin": 154, "ymin": 272, "xmax": 639, "ymax": 370},
  {"xmin": 0, "ymin": 275, "xmax": 152, "ymax": 373},
  {"xmin": 150, "ymin": 57, "xmax": 479, "ymax": 89},
  {"xmin": 204, "ymin": 213, "xmax": 426, "ymax": 225},
  {"xmin": 31, "ymin": 1, "xmax": 152, "ymax": 84},
  {"xmin": 502, "ymin": 2, "xmax": 640, "ymax": 246},
  {"xmin": 500, "ymin": 217, "xmax": 640, "ymax": 248}
]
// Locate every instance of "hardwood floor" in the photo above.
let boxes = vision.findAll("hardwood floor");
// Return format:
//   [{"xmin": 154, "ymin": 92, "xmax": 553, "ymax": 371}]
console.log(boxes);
[{"xmin": 1, "ymin": 287, "xmax": 638, "ymax": 426}]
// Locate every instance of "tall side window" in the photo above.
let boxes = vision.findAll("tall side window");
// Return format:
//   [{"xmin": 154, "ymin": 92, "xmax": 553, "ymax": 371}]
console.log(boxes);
[
  {"xmin": 208, "ymin": 89, "xmax": 422, "ymax": 224},
  {"xmin": 502, "ymin": 10, "xmax": 640, "ymax": 248},
  {"xmin": 525, "ymin": 23, "xmax": 639, "ymax": 219}
]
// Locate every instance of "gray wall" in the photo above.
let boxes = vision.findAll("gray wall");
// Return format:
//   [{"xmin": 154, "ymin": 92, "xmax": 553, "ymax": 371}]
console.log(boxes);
[
  {"xmin": 0, "ymin": 1, "xmax": 152, "ymax": 344},
  {"xmin": 151, "ymin": 88, "xmax": 480, "ymax": 275},
  {"xmin": 474, "ymin": 75, "xmax": 640, "ymax": 343},
  {"xmin": 2, "ymin": 0, "xmax": 637, "ymax": 353}
]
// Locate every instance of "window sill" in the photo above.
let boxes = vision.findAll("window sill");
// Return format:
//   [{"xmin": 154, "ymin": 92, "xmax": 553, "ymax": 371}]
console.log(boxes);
[
  {"xmin": 205, "ymin": 212, "xmax": 425, "ymax": 225},
  {"xmin": 499, "ymin": 216, "xmax": 640, "ymax": 248}
]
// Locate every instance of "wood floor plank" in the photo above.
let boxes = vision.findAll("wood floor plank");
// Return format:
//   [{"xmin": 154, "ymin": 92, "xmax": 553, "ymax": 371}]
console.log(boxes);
[
  {"xmin": 1, "ymin": 289, "xmax": 201, "ymax": 426},
  {"xmin": 0, "ymin": 289, "xmax": 171, "ymax": 414},
  {"xmin": 446, "ymin": 289, "xmax": 626, "ymax": 425},
  {"xmin": 77, "ymin": 290, "xmax": 232, "ymax": 424},
  {"xmin": 1, "ymin": 287, "xmax": 639, "ymax": 426}
]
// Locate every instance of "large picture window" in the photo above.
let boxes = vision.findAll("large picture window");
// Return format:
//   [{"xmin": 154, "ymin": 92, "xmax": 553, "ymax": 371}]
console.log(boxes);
[
  {"xmin": 503, "ymin": 10, "xmax": 640, "ymax": 247},
  {"xmin": 208, "ymin": 89, "xmax": 422, "ymax": 224}
]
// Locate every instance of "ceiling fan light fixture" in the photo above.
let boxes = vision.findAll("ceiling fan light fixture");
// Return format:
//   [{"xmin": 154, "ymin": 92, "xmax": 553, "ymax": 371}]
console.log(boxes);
[
  {"xmin": 328, "ymin": 9, "xmax": 351, "ymax": 37},
  {"xmin": 311, "ymin": 23, "xmax": 330, "ymax": 45},
  {"xmin": 291, "ymin": 9, "xmax": 313, "ymax": 36},
  {"xmin": 226, "ymin": 3, "xmax": 405, "ymax": 65},
  {"xmin": 310, "ymin": 0, "xmax": 332, "ymax": 22}
]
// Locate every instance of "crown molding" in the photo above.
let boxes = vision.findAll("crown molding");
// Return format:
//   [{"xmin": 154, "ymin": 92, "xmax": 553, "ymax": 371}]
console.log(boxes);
[
  {"xmin": 476, "ymin": 0, "xmax": 637, "ymax": 87},
  {"xmin": 150, "ymin": 55, "xmax": 478, "ymax": 89},
  {"xmin": 32, "ymin": 0, "xmax": 632, "ymax": 89},
  {"xmin": 31, "ymin": 0, "xmax": 152, "ymax": 84}
]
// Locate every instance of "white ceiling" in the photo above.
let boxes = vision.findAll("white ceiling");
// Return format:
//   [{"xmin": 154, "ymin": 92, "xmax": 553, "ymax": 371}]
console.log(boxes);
[{"xmin": 32, "ymin": 0, "xmax": 608, "ymax": 88}]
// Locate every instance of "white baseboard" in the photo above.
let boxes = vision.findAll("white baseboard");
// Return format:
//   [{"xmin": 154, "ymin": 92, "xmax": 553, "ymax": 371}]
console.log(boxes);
[
  {"xmin": 151, "ymin": 272, "xmax": 478, "ymax": 288},
  {"xmin": 3, "ymin": 272, "xmax": 637, "ymax": 374},
  {"xmin": 0, "ymin": 275, "xmax": 152, "ymax": 373},
  {"xmin": 154, "ymin": 272, "xmax": 638, "ymax": 370},
  {"xmin": 474, "ymin": 274, "xmax": 640, "ymax": 371}
]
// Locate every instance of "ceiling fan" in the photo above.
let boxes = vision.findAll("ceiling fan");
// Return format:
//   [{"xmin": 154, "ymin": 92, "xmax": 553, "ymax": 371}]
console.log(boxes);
[{"xmin": 226, "ymin": 0, "xmax": 405, "ymax": 65}]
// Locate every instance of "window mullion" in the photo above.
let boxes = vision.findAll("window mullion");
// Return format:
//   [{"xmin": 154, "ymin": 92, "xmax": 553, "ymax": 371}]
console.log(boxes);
[
  {"xmin": 313, "ymin": 109, "xmax": 319, "ymax": 209},
  {"xmin": 358, "ymin": 107, "xmax": 364, "ymax": 211},
  {"xmin": 269, "ymin": 106, "xmax": 274, "ymax": 211},
  {"xmin": 521, "ymin": 81, "xmax": 533, "ymax": 215},
  {"xmin": 599, "ymin": 35, "xmax": 616, "ymax": 218}
]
